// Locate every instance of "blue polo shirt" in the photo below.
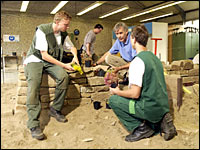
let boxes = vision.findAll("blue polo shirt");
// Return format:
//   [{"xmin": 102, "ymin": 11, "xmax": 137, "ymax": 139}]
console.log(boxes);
[{"xmin": 109, "ymin": 33, "xmax": 137, "ymax": 62}]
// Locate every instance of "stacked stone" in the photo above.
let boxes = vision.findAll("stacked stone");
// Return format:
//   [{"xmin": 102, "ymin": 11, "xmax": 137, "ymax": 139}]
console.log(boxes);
[
  {"xmin": 16, "ymin": 65, "xmax": 111, "ymax": 114},
  {"xmin": 164, "ymin": 59, "xmax": 199, "ymax": 85}
]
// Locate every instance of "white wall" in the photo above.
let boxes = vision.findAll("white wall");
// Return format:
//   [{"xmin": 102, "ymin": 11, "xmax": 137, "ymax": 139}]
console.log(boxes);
[{"xmin": 152, "ymin": 22, "xmax": 168, "ymax": 63}]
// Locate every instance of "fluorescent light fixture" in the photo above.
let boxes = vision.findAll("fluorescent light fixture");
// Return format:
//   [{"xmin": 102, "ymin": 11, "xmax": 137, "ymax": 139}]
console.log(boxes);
[
  {"xmin": 140, "ymin": 12, "xmax": 173, "ymax": 22},
  {"xmin": 99, "ymin": 5, "xmax": 129, "ymax": 19},
  {"xmin": 121, "ymin": 1, "xmax": 185, "ymax": 20},
  {"xmin": 77, "ymin": 1, "xmax": 105, "ymax": 16},
  {"xmin": 50, "ymin": 1, "xmax": 69, "ymax": 14},
  {"xmin": 20, "ymin": 1, "xmax": 29, "ymax": 12}
]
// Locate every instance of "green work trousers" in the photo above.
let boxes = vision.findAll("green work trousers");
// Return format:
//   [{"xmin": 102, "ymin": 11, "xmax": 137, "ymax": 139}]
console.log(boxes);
[
  {"xmin": 24, "ymin": 62, "xmax": 69, "ymax": 129},
  {"xmin": 109, "ymin": 95, "xmax": 159, "ymax": 133}
]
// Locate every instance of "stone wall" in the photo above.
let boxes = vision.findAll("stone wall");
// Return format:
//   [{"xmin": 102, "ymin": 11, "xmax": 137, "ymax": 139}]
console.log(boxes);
[
  {"xmin": 15, "ymin": 65, "xmax": 110, "ymax": 114},
  {"xmin": 163, "ymin": 59, "xmax": 199, "ymax": 85}
]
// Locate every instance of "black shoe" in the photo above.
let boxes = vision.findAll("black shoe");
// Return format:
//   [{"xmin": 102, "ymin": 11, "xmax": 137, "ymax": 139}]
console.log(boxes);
[
  {"xmin": 125, "ymin": 122, "xmax": 154, "ymax": 142},
  {"xmin": 49, "ymin": 107, "xmax": 68, "ymax": 123},
  {"xmin": 160, "ymin": 113, "xmax": 177, "ymax": 141},
  {"xmin": 30, "ymin": 127, "xmax": 45, "ymax": 140}
]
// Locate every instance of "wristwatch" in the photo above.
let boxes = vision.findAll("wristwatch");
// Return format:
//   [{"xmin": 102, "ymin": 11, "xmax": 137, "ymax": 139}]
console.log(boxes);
[{"xmin": 95, "ymin": 62, "xmax": 99, "ymax": 66}]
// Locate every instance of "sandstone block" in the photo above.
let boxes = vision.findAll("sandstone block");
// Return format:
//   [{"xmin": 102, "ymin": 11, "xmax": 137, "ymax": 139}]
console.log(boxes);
[
  {"xmin": 17, "ymin": 96, "xmax": 27, "ymax": 105},
  {"xmin": 18, "ymin": 80, "xmax": 27, "ymax": 87},
  {"xmin": 87, "ymin": 77, "xmax": 105, "ymax": 86},
  {"xmin": 91, "ymin": 91, "xmax": 111, "ymax": 102},
  {"xmin": 17, "ymin": 87, "xmax": 27, "ymax": 96},
  {"xmin": 80, "ymin": 86, "xmax": 95, "ymax": 93},
  {"xmin": 81, "ymin": 93, "xmax": 91, "ymax": 98},
  {"xmin": 182, "ymin": 59, "xmax": 194, "ymax": 70},
  {"xmin": 188, "ymin": 68, "xmax": 199, "ymax": 76},
  {"xmin": 66, "ymin": 84, "xmax": 80, "ymax": 99}
]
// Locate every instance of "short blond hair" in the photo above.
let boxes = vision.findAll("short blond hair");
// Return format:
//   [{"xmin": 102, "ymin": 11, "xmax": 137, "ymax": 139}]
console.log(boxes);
[{"xmin": 53, "ymin": 10, "xmax": 72, "ymax": 23}]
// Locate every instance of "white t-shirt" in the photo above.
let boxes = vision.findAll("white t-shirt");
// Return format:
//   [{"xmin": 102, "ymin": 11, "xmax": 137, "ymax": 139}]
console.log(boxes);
[
  {"xmin": 23, "ymin": 28, "xmax": 74, "ymax": 65},
  {"xmin": 129, "ymin": 56, "xmax": 145, "ymax": 88}
]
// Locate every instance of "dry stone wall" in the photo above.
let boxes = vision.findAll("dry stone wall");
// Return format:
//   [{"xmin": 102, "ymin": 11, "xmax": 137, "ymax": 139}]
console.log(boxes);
[
  {"xmin": 16, "ymin": 65, "xmax": 110, "ymax": 113},
  {"xmin": 164, "ymin": 59, "xmax": 199, "ymax": 85}
]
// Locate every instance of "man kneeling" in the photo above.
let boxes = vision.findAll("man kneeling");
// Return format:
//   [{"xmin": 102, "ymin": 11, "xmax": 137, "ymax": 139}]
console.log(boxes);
[{"xmin": 109, "ymin": 24, "xmax": 177, "ymax": 142}]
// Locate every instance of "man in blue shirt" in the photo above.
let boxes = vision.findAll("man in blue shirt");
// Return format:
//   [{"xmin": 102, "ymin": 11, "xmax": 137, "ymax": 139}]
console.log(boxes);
[{"xmin": 93, "ymin": 22, "xmax": 137, "ymax": 80}]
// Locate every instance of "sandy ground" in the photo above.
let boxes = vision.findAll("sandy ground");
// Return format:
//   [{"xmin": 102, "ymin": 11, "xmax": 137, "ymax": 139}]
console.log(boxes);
[{"xmin": 1, "ymin": 68, "xmax": 199, "ymax": 149}]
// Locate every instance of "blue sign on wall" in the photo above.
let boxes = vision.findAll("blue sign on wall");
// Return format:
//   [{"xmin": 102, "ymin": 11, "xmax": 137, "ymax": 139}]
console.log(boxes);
[{"xmin": 9, "ymin": 36, "xmax": 15, "ymax": 41}]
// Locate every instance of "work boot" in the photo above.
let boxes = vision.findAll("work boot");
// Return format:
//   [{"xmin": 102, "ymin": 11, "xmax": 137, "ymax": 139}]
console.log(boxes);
[
  {"xmin": 30, "ymin": 127, "xmax": 45, "ymax": 140},
  {"xmin": 160, "ymin": 112, "xmax": 177, "ymax": 141},
  {"xmin": 125, "ymin": 122, "xmax": 155, "ymax": 142},
  {"xmin": 49, "ymin": 107, "xmax": 68, "ymax": 123}
]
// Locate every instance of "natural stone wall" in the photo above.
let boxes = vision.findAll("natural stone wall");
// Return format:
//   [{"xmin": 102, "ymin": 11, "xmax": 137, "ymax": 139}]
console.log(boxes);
[
  {"xmin": 15, "ymin": 65, "xmax": 110, "ymax": 113},
  {"xmin": 163, "ymin": 59, "xmax": 199, "ymax": 85}
]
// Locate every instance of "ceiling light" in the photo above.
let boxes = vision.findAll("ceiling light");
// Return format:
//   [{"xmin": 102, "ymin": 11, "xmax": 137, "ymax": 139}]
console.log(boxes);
[
  {"xmin": 99, "ymin": 5, "xmax": 129, "ymax": 19},
  {"xmin": 121, "ymin": 1, "xmax": 185, "ymax": 20},
  {"xmin": 77, "ymin": 1, "xmax": 105, "ymax": 16},
  {"xmin": 140, "ymin": 12, "xmax": 173, "ymax": 22},
  {"xmin": 50, "ymin": 1, "xmax": 69, "ymax": 14},
  {"xmin": 20, "ymin": 1, "xmax": 29, "ymax": 12}
]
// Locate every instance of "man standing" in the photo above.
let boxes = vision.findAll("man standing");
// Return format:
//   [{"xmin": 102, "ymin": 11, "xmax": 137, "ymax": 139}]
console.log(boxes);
[
  {"xmin": 109, "ymin": 24, "xmax": 177, "ymax": 142},
  {"xmin": 82, "ymin": 24, "xmax": 103, "ymax": 63},
  {"xmin": 93, "ymin": 22, "xmax": 136, "ymax": 81},
  {"xmin": 23, "ymin": 11, "xmax": 79, "ymax": 140}
]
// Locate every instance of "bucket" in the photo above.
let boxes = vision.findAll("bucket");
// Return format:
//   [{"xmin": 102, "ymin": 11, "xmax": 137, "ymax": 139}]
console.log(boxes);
[
  {"xmin": 85, "ymin": 60, "xmax": 91, "ymax": 67},
  {"xmin": 12, "ymin": 52, "xmax": 16, "ymax": 56}
]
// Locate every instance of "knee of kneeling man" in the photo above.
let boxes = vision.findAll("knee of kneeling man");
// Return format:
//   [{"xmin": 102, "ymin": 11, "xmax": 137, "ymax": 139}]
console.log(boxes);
[{"xmin": 108, "ymin": 95, "xmax": 118, "ymax": 106}]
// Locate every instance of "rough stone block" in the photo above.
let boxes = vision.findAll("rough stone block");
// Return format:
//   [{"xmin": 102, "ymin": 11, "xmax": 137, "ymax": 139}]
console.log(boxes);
[
  {"xmin": 87, "ymin": 77, "xmax": 105, "ymax": 86},
  {"xmin": 18, "ymin": 73, "xmax": 26, "ymax": 81},
  {"xmin": 94, "ymin": 85, "xmax": 109, "ymax": 92},
  {"xmin": 66, "ymin": 84, "xmax": 80, "ymax": 99},
  {"xmin": 18, "ymin": 80, "xmax": 27, "ymax": 87},
  {"xmin": 19, "ymin": 65, "xmax": 25, "ymax": 73},
  {"xmin": 91, "ymin": 91, "xmax": 111, "ymax": 102},
  {"xmin": 182, "ymin": 59, "xmax": 194, "ymax": 70},
  {"xmin": 188, "ymin": 68, "xmax": 199, "ymax": 76},
  {"xmin": 41, "ymin": 74, "xmax": 56, "ymax": 88},
  {"xmin": 17, "ymin": 96, "xmax": 27, "ymax": 105},
  {"xmin": 17, "ymin": 87, "xmax": 27, "ymax": 96},
  {"xmin": 70, "ymin": 78, "xmax": 87, "ymax": 84},
  {"xmin": 81, "ymin": 93, "xmax": 91, "ymax": 98},
  {"xmin": 80, "ymin": 86, "xmax": 95, "ymax": 93}
]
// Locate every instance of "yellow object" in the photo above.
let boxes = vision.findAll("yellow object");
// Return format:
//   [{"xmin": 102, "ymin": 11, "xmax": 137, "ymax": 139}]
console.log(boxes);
[
  {"xmin": 71, "ymin": 64, "xmax": 83, "ymax": 75},
  {"xmin": 182, "ymin": 86, "xmax": 192, "ymax": 94}
]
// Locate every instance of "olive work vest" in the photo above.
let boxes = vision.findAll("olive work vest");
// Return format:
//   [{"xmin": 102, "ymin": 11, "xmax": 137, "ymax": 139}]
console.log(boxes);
[
  {"xmin": 26, "ymin": 23, "xmax": 68, "ymax": 61},
  {"xmin": 135, "ymin": 51, "xmax": 169, "ymax": 123}
]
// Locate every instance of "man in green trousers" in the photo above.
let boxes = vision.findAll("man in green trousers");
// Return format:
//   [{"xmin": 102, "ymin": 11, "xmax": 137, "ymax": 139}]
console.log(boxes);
[
  {"xmin": 24, "ymin": 11, "xmax": 79, "ymax": 140},
  {"xmin": 109, "ymin": 24, "xmax": 177, "ymax": 142}
]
